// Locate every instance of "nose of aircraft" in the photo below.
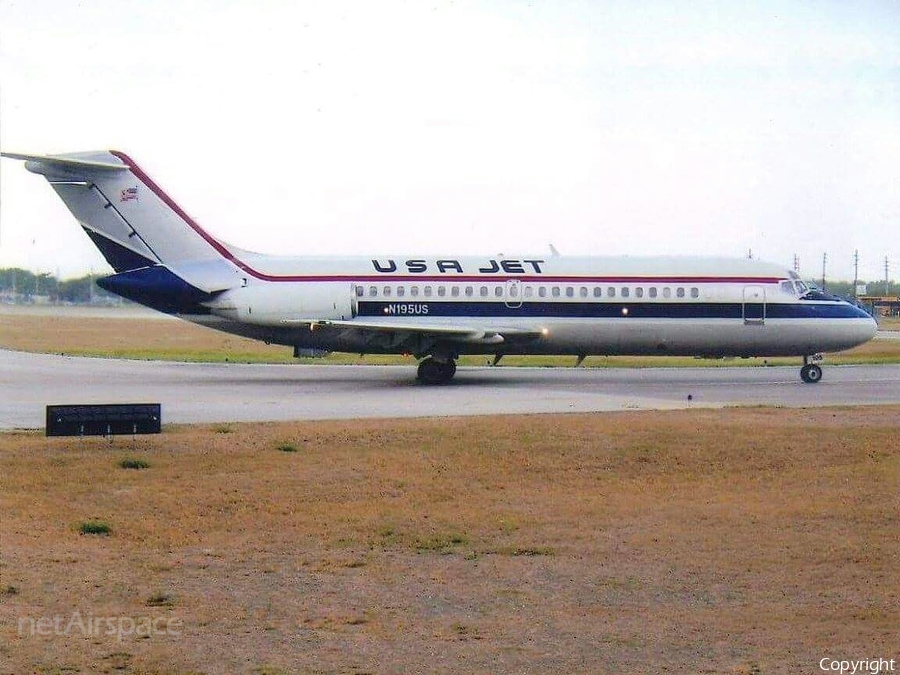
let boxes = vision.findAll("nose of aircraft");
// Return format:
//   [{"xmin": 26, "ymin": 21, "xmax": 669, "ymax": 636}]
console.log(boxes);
[
  {"xmin": 841, "ymin": 302, "xmax": 879, "ymax": 347},
  {"xmin": 852, "ymin": 312, "xmax": 879, "ymax": 346},
  {"xmin": 865, "ymin": 315, "xmax": 879, "ymax": 340}
]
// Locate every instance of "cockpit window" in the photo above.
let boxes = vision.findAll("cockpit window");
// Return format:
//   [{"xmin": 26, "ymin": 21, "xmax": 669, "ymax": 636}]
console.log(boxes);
[
  {"xmin": 780, "ymin": 280, "xmax": 795, "ymax": 295},
  {"xmin": 795, "ymin": 280, "xmax": 808, "ymax": 295}
]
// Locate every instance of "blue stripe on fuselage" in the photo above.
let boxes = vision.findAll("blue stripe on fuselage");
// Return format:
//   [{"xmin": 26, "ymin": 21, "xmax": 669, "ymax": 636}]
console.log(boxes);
[{"xmin": 358, "ymin": 301, "xmax": 869, "ymax": 320}]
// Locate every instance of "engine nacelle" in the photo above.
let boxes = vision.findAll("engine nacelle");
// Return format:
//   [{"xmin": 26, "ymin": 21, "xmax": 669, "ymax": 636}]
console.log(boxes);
[{"xmin": 207, "ymin": 281, "xmax": 356, "ymax": 326}]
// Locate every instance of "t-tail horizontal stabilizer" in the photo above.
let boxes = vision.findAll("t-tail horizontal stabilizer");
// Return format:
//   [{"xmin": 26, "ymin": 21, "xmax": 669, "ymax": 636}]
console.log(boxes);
[{"xmin": 1, "ymin": 151, "xmax": 130, "ymax": 172}]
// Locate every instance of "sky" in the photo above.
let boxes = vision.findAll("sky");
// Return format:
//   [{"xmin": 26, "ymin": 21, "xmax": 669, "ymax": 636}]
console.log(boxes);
[{"xmin": 0, "ymin": 0, "xmax": 897, "ymax": 281}]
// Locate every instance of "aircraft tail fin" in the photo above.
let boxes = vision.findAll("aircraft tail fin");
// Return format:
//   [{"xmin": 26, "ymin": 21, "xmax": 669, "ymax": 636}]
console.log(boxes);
[{"xmin": 1, "ymin": 150, "xmax": 237, "ymax": 280}]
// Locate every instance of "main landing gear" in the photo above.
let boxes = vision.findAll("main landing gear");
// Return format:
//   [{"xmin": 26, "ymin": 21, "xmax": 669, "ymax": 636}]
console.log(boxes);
[
  {"xmin": 416, "ymin": 357, "xmax": 457, "ymax": 385},
  {"xmin": 800, "ymin": 355, "xmax": 824, "ymax": 384}
]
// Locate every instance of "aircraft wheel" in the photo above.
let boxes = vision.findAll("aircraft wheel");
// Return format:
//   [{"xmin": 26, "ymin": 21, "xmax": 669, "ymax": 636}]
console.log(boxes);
[
  {"xmin": 417, "ymin": 358, "xmax": 454, "ymax": 385},
  {"xmin": 800, "ymin": 363, "xmax": 823, "ymax": 384},
  {"xmin": 442, "ymin": 360, "xmax": 457, "ymax": 380}
]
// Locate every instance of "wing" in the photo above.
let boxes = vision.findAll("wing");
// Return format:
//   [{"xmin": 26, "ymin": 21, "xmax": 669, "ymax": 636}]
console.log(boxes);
[{"xmin": 296, "ymin": 318, "xmax": 547, "ymax": 352}]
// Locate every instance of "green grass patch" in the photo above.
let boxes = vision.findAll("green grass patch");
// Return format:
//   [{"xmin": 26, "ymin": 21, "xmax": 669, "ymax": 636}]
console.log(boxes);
[
  {"xmin": 496, "ymin": 545, "xmax": 555, "ymax": 557},
  {"xmin": 104, "ymin": 653, "xmax": 133, "ymax": 671},
  {"xmin": 78, "ymin": 520, "xmax": 111, "ymax": 535},
  {"xmin": 145, "ymin": 591, "xmax": 176, "ymax": 607},
  {"xmin": 253, "ymin": 667, "xmax": 289, "ymax": 675},
  {"xmin": 370, "ymin": 524, "xmax": 404, "ymax": 549},
  {"xmin": 415, "ymin": 532, "xmax": 468, "ymax": 553},
  {"xmin": 277, "ymin": 442, "xmax": 299, "ymax": 453},
  {"xmin": 452, "ymin": 622, "xmax": 482, "ymax": 640},
  {"xmin": 119, "ymin": 457, "xmax": 150, "ymax": 469}
]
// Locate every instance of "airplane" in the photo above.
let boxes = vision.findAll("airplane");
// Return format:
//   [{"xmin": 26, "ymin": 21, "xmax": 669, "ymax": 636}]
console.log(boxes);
[{"xmin": 1, "ymin": 150, "xmax": 877, "ymax": 384}]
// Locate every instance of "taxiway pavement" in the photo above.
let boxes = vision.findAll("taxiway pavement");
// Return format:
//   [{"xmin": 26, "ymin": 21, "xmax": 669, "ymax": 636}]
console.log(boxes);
[{"xmin": 2, "ymin": 349, "xmax": 899, "ymax": 429}]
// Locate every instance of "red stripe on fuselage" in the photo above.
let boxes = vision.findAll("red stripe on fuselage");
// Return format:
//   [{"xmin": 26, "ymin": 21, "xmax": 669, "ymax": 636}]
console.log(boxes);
[
  {"xmin": 109, "ymin": 152, "xmax": 784, "ymax": 286},
  {"xmin": 110, "ymin": 151, "xmax": 274, "ymax": 279},
  {"xmin": 281, "ymin": 275, "xmax": 784, "ymax": 283}
]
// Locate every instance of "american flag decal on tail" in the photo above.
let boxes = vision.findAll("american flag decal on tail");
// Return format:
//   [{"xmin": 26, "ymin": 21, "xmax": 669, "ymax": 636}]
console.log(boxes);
[{"xmin": 120, "ymin": 186, "xmax": 138, "ymax": 202}]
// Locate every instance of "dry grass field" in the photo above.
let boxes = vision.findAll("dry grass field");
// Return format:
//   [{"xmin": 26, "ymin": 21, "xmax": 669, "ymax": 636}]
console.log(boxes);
[
  {"xmin": 1, "ymin": 307, "xmax": 898, "ymax": 366},
  {"xmin": 1, "ymin": 408, "xmax": 898, "ymax": 674}
]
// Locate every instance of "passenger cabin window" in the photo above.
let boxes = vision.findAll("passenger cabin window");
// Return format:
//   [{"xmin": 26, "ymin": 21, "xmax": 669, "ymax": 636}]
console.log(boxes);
[
  {"xmin": 465, "ymin": 286, "xmax": 474, "ymax": 297},
  {"xmin": 621, "ymin": 287, "xmax": 630, "ymax": 298},
  {"xmin": 607, "ymin": 287, "xmax": 616, "ymax": 298},
  {"xmin": 635, "ymin": 287, "xmax": 644, "ymax": 298},
  {"xmin": 480, "ymin": 286, "xmax": 488, "ymax": 297},
  {"xmin": 580, "ymin": 287, "xmax": 588, "ymax": 298},
  {"xmin": 495, "ymin": 286, "xmax": 504, "ymax": 297},
  {"xmin": 566, "ymin": 287, "xmax": 574, "ymax": 298},
  {"xmin": 690, "ymin": 287, "xmax": 699, "ymax": 299},
  {"xmin": 355, "ymin": 285, "xmax": 364, "ymax": 297},
  {"xmin": 676, "ymin": 287, "xmax": 685, "ymax": 298},
  {"xmin": 369, "ymin": 286, "xmax": 378, "ymax": 297},
  {"xmin": 424, "ymin": 286, "xmax": 433, "ymax": 297},
  {"xmin": 663, "ymin": 287, "xmax": 671, "ymax": 298},
  {"xmin": 451, "ymin": 286, "xmax": 459, "ymax": 297},
  {"xmin": 593, "ymin": 287, "xmax": 602, "ymax": 298},
  {"xmin": 410, "ymin": 286, "xmax": 419, "ymax": 297},
  {"xmin": 552, "ymin": 287, "xmax": 561, "ymax": 298},
  {"xmin": 438, "ymin": 286, "xmax": 446, "ymax": 297},
  {"xmin": 524, "ymin": 286, "xmax": 533, "ymax": 298},
  {"xmin": 397, "ymin": 286, "xmax": 405, "ymax": 297},
  {"xmin": 649, "ymin": 287, "xmax": 657, "ymax": 299},
  {"xmin": 383, "ymin": 286, "xmax": 392, "ymax": 297},
  {"xmin": 509, "ymin": 284, "xmax": 518, "ymax": 297},
  {"xmin": 539, "ymin": 287, "xmax": 547, "ymax": 298}
]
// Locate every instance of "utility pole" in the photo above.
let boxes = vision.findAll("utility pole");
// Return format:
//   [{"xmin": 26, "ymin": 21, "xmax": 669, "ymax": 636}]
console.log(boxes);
[
  {"xmin": 747, "ymin": 248, "xmax": 753, "ymax": 260},
  {"xmin": 886, "ymin": 256, "xmax": 891, "ymax": 296},
  {"xmin": 821, "ymin": 252, "xmax": 827, "ymax": 291},
  {"xmin": 793, "ymin": 254, "xmax": 800, "ymax": 274},
  {"xmin": 853, "ymin": 249, "xmax": 859, "ymax": 299}
]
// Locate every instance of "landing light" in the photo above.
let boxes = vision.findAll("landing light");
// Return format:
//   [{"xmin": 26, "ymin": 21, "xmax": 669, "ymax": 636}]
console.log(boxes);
[
  {"xmin": 541, "ymin": 327, "xmax": 549, "ymax": 336},
  {"xmin": 622, "ymin": 307, "xmax": 629, "ymax": 316}
]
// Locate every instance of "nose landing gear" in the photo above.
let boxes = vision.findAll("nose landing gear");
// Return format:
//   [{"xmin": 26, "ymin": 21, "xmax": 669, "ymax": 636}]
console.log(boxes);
[{"xmin": 800, "ymin": 354, "xmax": 824, "ymax": 384}]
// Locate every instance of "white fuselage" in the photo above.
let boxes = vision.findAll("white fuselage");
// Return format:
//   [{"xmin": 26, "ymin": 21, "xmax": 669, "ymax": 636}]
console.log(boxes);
[{"xmin": 198, "ymin": 253, "xmax": 877, "ymax": 358}]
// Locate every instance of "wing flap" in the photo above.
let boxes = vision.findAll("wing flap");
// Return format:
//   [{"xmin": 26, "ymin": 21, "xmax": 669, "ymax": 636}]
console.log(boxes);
[{"xmin": 311, "ymin": 319, "xmax": 546, "ymax": 345}]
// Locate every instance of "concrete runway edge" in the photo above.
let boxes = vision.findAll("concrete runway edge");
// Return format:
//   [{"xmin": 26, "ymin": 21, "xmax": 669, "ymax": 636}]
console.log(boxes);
[{"xmin": 2, "ymin": 349, "xmax": 899, "ymax": 429}]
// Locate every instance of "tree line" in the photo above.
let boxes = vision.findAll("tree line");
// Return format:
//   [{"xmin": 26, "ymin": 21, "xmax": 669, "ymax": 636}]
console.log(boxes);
[{"xmin": 0, "ymin": 268, "xmax": 120, "ymax": 303}]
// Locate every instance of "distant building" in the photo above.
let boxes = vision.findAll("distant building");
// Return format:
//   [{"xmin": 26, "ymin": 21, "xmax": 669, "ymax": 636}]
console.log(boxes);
[{"xmin": 859, "ymin": 295, "xmax": 900, "ymax": 317}]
